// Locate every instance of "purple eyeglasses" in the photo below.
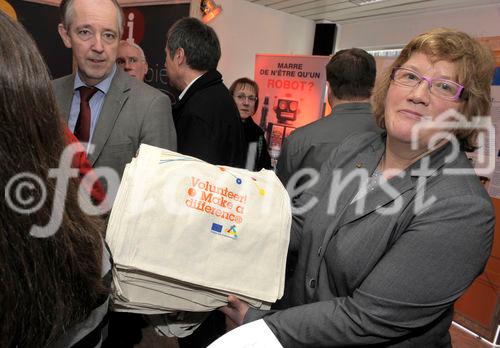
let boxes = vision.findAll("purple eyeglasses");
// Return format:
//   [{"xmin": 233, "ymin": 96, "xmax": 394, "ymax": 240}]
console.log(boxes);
[{"xmin": 391, "ymin": 67, "xmax": 465, "ymax": 101}]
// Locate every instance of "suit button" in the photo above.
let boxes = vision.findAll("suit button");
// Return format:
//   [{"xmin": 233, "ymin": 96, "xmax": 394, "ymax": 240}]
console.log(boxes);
[{"xmin": 309, "ymin": 279, "xmax": 316, "ymax": 288}]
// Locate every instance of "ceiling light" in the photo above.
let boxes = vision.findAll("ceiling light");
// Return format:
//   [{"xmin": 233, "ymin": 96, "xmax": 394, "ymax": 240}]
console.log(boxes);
[{"xmin": 200, "ymin": 0, "xmax": 222, "ymax": 23}]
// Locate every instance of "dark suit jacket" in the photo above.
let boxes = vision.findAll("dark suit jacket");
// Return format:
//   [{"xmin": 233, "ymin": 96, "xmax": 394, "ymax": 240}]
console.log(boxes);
[
  {"xmin": 276, "ymin": 102, "xmax": 379, "ymax": 186},
  {"xmin": 246, "ymin": 132, "xmax": 494, "ymax": 347},
  {"xmin": 173, "ymin": 70, "xmax": 245, "ymax": 167},
  {"xmin": 241, "ymin": 116, "xmax": 272, "ymax": 171},
  {"xmin": 52, "ymin": 68, "xmax": 177, "ymax": 181}
]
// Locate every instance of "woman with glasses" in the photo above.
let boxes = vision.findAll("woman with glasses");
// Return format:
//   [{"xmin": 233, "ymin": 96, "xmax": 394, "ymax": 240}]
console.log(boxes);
[
  {"xmin": 221, "ymin": 28, "xmax": 495, "ymax": 347},
  {"xmin": 230, "ymin": 78, "xmax": 272, "ymax": 171}
]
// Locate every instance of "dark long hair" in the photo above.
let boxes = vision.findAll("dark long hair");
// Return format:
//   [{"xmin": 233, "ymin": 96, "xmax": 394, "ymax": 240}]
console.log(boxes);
[{"xmin": 0, "ymin": 11, "xmax": 106, "ymax": 347}]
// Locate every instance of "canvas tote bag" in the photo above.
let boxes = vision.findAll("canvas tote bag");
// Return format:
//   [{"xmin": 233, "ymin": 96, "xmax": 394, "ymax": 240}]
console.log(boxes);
[{"xmin": 106, "ymin": 144, "xmax": 291, "ymax": 307}]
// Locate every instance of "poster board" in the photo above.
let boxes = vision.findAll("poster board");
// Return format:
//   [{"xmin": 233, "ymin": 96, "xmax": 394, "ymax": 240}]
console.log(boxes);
[
  {"xmin": 4, "ymin": 0, "xmax": 72, "ymax": 78},
  {"xmin": 121, "ymin": 4, "xmax": 189, "ymax": 101},
  {"xmin": 254, "ymin": 54, "xmax": 330, "ymax": 167}
]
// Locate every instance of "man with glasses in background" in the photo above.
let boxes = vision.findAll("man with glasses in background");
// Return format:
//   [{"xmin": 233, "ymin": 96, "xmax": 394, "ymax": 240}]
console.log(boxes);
[{"xmin": 116, "ymin": 40, "xmax": 148, "ymax": 81}]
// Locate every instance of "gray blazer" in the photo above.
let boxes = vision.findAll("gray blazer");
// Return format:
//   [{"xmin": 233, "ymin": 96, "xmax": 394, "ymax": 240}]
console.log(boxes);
[
  {"xmin": 246, "ymin": 132, "xmax": 494, "ymax": 347},
  {"xmin": 52, "ymin": 68, "xmax": 177, "ymax": 180},
  {"xmin": 276, "ymin": 102, "xmax": 379, "ymax": 186}
]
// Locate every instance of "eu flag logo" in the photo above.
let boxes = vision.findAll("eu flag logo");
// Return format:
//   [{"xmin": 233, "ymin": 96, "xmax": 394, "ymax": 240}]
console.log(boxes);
[{"xmin": 211, "ymin": 223, "xmax": 223, "ymax": 234}]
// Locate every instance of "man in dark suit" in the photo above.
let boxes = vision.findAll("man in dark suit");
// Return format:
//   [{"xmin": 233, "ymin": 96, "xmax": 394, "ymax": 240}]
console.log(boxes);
[
  {"xmin": 53, "ymin": 0, "xmax": 176, "ymax": 193},
  {"xmin": 276, "ymin": 48, "xmax": 379, "ymax": 188},
  {"xmin": 163, "ymin": 17, "xmax": 245, "ymax": 347},
  {"xmin": 164, "ymin": 17, "xmax": 245, "ymax": 168}
]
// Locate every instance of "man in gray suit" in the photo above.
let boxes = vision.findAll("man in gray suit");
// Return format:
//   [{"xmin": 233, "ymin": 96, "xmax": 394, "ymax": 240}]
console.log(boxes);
[
  {"xmin": 54, "ymin": 1, "xmax": 176, "ymax": 344},
  {"xmin": 276, "ymin": 48, "xmax": 378, "ymax": 188},
  {"xmin": 53, "ymin": 0, "xmax": 176, "ymax": 192}
]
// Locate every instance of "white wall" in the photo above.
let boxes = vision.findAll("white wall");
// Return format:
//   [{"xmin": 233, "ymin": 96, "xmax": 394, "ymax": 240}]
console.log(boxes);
[
  {"xmin": 190, "ymin": 0, "xmax": 316, "ymax": 88},
  {"xmin": 336, "ymin": 3, "xmax": 500, "ymax": 51}
]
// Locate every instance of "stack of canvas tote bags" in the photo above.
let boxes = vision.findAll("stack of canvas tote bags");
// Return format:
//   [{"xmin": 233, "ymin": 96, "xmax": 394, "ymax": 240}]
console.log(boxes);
[{"xmin": 106, "ymin": 144, "xmax": 291, "ymax": 325}]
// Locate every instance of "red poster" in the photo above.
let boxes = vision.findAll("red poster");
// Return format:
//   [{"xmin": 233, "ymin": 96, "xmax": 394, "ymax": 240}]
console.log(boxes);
[{"xmin": 254, "ymin": 54, "xmax": 329, "ymax": 166}]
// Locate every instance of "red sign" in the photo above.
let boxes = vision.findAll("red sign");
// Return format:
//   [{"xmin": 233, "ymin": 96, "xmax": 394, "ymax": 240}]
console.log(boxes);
[
  {"xmin": 254, "ymin": 54, "xmax": 329, "ymax": 165},
  {"xmin": 122, "ymin": 8, "xmax": 145, "ymax": 44}
]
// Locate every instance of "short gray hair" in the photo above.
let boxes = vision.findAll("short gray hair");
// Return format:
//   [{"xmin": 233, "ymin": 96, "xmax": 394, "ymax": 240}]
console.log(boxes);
[
  {"xmin": 119, "ymin": 40, "xmax": 147, "ymax": 61},
  {"xmin": 59, "ymin": 0, "xmax": 124, "ymax": 36}
]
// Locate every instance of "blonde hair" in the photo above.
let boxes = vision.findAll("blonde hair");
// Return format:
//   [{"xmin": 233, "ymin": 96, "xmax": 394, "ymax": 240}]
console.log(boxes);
[{"xmin": 372, "ymin": 28, "xmax": 494, "ymax": 151}]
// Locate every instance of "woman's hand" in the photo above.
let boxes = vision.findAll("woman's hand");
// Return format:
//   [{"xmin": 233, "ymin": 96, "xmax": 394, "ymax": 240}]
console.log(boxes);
[{"xmin": 219, "ymin": 295, "xmax": 250, "ymax": 330}]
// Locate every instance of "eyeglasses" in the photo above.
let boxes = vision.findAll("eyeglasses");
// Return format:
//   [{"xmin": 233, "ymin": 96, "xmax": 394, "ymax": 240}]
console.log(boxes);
[
  {"xmin": 391, "ymin": 67, "xmax": 464, "ymax": 101},
  {"xmin": 234, "ymin": 94, "xmax": 257, "ymax": 103},
  {"xmin": 116, "ymin": 57, "xmax": 143, "ymax": 65}
]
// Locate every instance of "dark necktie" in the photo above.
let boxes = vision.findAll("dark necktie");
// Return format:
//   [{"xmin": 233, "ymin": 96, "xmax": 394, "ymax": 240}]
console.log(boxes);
[{"xmin": 74, "ymin": 86, "xmax": 98, "ymax": 143}]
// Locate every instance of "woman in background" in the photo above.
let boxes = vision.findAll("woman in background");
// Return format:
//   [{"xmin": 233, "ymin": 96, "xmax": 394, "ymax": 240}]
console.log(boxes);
[
  {"xmin": 222, "ymin": 28, "xmax": 495, "ymax": 347},
  {"xmin": 230, "ymin": 78, "xmax": 272, "ymax": 171},
  {"xmin": 0, "ymin": 11, "xmax": 110, "ymax": 347}
]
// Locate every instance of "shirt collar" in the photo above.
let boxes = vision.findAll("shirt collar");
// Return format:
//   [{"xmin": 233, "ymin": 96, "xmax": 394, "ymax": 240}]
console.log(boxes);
[
  {"xmin": 74, "ymin": 64, "xmax": 117, "ymax": 94},
  {"xmin": 178, "ymin": 73, "xmax": 203, "ymax": 100}
]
